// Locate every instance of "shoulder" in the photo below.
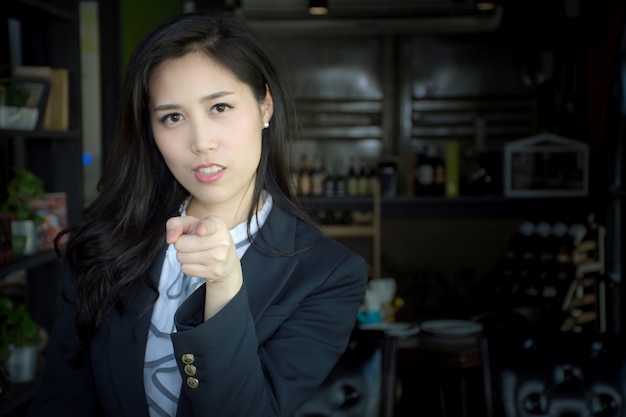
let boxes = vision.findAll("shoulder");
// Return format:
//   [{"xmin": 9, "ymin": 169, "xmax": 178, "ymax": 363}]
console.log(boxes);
[
  {"xmin": 275, "ymin": 204, "xmax": 361, "ymax": 256},
  {"xmin": 261, "ymin": 203, "xmax": 368, "ymax": 276},
  {"xmin": 294, "ymin": 218, "xmax": 347, "ymax": 256},
  {"xmin": 293, "ymin": 216, "xmax": 369, "ymax": 284}
]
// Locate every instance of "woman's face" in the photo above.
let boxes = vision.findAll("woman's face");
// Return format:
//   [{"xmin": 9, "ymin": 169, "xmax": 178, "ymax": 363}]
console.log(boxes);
[{"xmin": 150, "ymin": 52, "xmax": 273, "ymax": 225}]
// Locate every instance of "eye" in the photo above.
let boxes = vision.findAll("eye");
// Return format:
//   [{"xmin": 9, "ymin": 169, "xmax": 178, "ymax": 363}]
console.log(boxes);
[
  {"xmin": 212, "ymin": 103, "xmax": 231, "ymax": 113},
  {"xmin": 161, "ymin": 113, "xmax": 184, "ymax": 125}
]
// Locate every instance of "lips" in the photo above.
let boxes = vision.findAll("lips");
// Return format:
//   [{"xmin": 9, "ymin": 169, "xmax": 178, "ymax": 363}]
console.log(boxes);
[{"xmin": 193, "ymin": 164, "xmax": 225, "ymax": 183}]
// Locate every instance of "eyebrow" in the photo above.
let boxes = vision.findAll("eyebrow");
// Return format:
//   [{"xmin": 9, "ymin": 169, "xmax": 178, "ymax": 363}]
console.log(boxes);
[{"xmin": 152, "ymin": 91, "xmax": 235, "ymax": 112}]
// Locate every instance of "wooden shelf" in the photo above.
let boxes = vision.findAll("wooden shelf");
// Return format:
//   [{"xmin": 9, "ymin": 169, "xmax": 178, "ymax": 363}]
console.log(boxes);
[{"xmin": 321, "ymin": 225, "xmax": 377, "ymax": 238}]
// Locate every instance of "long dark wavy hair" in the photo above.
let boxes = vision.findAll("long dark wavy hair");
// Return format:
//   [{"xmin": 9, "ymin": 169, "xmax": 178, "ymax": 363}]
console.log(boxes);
[{"xmin": 56, "ymin": 12, "xmax": 311, "ymax": 346}]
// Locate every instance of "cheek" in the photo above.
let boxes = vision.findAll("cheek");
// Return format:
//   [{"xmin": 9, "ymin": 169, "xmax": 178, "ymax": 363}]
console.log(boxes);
[
  {"xmin": 230, "ymin": 118, "xmax": 262, "ymax": 151},
  {"xmin": 243, "ymin": 132, "xmax": 263, "ymax": 166},
  {"xmin": 152, "ymin": 120, "xmax": 182, "ymax": 158}
]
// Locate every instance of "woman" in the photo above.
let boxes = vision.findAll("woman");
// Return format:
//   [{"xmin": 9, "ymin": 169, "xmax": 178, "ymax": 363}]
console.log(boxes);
[{"xmin": 27, "ymin": 12, "xmax": 367, "ymax": 417}]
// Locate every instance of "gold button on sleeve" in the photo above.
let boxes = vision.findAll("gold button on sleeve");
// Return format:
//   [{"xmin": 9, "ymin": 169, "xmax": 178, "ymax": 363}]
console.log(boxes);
[
  {"xmin": 184, "ymin": 364, "xmax": 197, "ymax": 376},
  {"xmin": 187, "ymin": 377, "xmax": 199, "ymax": 389},
  {"xmin": 181, "ymin": 353, "xmax": 195, "ymax": 365}
]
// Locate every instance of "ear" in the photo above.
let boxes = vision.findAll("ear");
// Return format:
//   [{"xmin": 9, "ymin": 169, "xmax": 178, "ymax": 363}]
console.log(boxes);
[{"xmin": 261, "ymin": 84, "xmax": 274, "ymax": 124}]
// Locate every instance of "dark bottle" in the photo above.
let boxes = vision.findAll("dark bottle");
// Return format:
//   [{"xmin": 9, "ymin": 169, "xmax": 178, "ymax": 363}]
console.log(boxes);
[
  {"xmin": 368, "ymin": 163, "xmax": 378, "ymax": 196},
  {"xmin": 323, "ymin": 161, "xmax": 336, "ymax": 197},
  {"xmin": 310, "ymin": 152, "xmax": 325, "ymax": 197},
  {"xmin": 431, "ymin": 145, "xmax": 445, "ymax": 196},
  {"xmin": 414, "ymin": 143, "xmax": 434, "ymax": 196},
  {"xmin": 378, "ymin": 160, "xmax": 397, "ymax": 197},
  {"xmin": 346, "ymin": 158, "xmax": 359, "ymax": 197},
  {"xmin": 357, "ymin": 159, "xmax": 369, "ymax": 196},
  {"xmin": 335, "ymin": 161, "xmax": 347, "ymax": 198},
  {"xmin": 298, "ymin": 154, "xmax": 311, "ymax": 196}
]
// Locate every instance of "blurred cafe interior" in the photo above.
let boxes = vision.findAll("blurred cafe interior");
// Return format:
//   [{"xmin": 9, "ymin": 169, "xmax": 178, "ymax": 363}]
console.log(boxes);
[{"xmin": 1, "ymin": 0, "xmax": 626, "ymax": 416}]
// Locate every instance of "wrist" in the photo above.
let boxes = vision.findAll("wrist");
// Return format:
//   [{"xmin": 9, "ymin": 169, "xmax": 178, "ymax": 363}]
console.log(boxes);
[{"xmin": 203, "ymin": 273, "xmax": 243, "ymax": 319}]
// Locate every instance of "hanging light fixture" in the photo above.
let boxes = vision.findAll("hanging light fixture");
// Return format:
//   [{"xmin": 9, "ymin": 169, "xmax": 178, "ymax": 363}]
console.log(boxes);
[
  {"xmin": 308, "ymin": 0, "xmax": 328, "ymax": 15},
  {"xmin": 475, "ymin": 1, "xmax": 496, "ymax": 11}
]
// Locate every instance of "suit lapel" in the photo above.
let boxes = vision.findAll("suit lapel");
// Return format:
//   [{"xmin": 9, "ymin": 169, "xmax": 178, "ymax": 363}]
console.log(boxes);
[{"xmin": 108, "ymin": 244, "xmax": 167, "ymax": 417}]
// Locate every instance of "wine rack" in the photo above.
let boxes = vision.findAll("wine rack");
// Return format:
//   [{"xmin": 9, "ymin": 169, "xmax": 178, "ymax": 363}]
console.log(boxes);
[{"xmin": 560, "ymin": 225, "xmax": 606, "ymax": 333}]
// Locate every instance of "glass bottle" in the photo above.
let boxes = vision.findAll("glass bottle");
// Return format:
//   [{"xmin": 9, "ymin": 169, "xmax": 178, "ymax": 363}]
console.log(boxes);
[{"xmin": 298, "ymin": 153, "xmax": 311, "ymax": 196}]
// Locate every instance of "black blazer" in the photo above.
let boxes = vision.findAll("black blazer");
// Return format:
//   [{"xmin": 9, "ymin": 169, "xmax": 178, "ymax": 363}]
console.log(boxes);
[{"xmin": 27, "ymin": 204, "xmax": 368, "ymax": 417}]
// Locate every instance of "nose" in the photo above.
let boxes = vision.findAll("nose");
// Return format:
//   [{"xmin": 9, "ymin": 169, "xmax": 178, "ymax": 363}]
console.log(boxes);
[{"xmin": 190, "ymin": 117, "xmax": 217, "ymax": 154}]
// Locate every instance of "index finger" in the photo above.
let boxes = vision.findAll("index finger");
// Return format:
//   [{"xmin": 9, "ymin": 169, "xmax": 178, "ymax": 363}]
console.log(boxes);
[
  {"xmin": 165, "ymin": 215, "xmax": 221, "ymax": 244},
  {"xmin": 166, "ymin": 216, "xmax": 199, "ymax": 244}
]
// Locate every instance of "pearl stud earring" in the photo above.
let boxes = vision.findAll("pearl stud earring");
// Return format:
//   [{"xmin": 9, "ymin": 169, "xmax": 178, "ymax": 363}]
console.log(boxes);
[{"xmin": 263, "ymin": 122, "xmax": 270, "ymax": 128}]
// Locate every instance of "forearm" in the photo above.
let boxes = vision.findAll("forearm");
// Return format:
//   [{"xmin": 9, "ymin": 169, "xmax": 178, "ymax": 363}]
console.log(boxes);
[{"xmin": 174, "ymin": 287, "xmax": 277, "ymax": 417}]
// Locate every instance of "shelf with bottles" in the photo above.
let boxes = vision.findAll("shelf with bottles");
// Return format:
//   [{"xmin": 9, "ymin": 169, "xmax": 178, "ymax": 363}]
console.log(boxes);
[
  {"xmin": 405, "ymin": 135, "xmax": 505, "ymax": 200},
  {"xmin": 295, "ymin": 153, "xmax": 381, "ymax": 234},
  {"xmin": 292, "ymin": 131, "xmax": 595, "ymax": 222},
  {"xmin": 293, "ymin": 150, "xmax": 380, "ymax": 199},
  {"xmin": 406, "ymin": 141, "xmax": 592, "ymax": 201}
]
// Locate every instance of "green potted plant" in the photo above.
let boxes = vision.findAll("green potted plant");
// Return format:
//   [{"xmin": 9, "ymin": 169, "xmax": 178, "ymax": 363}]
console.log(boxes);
[
  {"xmin": 0, "ymin": 73, "xmax": 41, "ymax": 131},
  {"xmin": 1, "ymin": 168, "xmax": 45, "ymax": 256},
  {"xmin": 0, "ymin": 296, "xmax": 38, "ymax": 384}
]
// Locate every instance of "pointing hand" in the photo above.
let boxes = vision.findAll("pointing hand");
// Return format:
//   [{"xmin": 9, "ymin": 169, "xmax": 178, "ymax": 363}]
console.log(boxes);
[{"xmin": 166, "ymin": 215, "xmax": 241, "ymax": 285}]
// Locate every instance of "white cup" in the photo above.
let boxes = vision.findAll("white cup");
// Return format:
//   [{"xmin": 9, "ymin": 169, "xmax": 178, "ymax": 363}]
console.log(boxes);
[{"xmin": 368, "ymin": 278, "xmax": 396, "ymax": 304}]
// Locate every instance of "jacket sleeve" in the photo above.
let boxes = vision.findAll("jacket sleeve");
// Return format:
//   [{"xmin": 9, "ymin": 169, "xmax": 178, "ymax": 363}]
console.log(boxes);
[
  {"xmin": 172, "ymin": 250, "xmax": 368, "ymax": 417},
  {"xmin": 26, "ymin": 276, "xmax": 102, "ymax": 417}
]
